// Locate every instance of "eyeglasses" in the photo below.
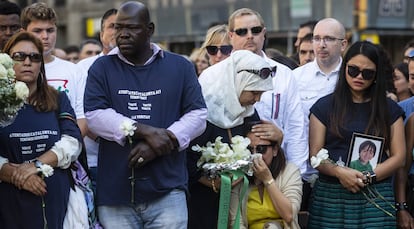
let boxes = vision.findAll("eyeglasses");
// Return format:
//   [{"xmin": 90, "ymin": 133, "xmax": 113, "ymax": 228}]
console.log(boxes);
[
  {"xmin": 232, "ymin": 26, "xmax": 263, "ymax": 37},
  {"xmin": 206, "ymin": 45, "xmax": 232, "ymax": 56},
  {"xmin": 247, "ymin": 144, "xmax": 273, "ymax": 154},
  {"xmin": 312, "ymin": 36, "xmax": 344, "ymax": 44},
  {"xmin": 11, "ymin": 52, "xmax": 42, "ymax": 63},
  {"xmin": 347, "ymin": 65, "xmax": 376, "ymax": 80},
  {"xmin": 237, "ymin": 66, "xmax": 277, "ymax": 79}
]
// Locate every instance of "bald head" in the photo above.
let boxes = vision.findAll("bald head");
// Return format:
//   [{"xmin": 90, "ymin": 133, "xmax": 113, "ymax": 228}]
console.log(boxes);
[
  {"xmin": 312, "ymin": 18, "xmax": 347, "ymax": 73},
  {"xmin": 115, "ymin": 1, "xmax": 154, "ymax": 65},
  {"xmin": 117, "ymin": 1, "xmax": 150, "ymax": 24},
  {"xmin": 314, "ymin": 18, "xmax": 345, "ymax": 39}
]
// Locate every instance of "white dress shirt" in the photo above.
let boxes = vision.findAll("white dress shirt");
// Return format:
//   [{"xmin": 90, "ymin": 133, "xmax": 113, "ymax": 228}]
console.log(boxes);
[{"xmin": 255, "ymin": 52, "xmax": 309, "ymax": 180}]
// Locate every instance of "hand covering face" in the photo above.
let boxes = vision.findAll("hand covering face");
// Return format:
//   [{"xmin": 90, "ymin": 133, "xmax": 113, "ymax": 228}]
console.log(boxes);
[{"xmin": 198, "ymin": 50, "xmax": 273, "ymax": 129}]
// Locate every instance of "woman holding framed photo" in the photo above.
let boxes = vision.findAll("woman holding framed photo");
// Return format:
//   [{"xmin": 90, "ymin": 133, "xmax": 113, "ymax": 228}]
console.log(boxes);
[{"xmin": 307, "ymin": 41, "xmax": 405, "ymax": 228}]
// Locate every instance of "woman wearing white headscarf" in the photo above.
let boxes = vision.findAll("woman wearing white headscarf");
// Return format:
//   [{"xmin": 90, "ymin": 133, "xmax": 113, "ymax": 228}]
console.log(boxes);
[{"xmin": 187, "ymin": 50, "xmax": 275, "ymax": 229}]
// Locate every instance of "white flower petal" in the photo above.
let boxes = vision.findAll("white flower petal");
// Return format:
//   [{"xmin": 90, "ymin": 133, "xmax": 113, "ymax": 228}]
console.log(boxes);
[{"xmin": 14, "ymin": 81, "xmax": 29, "ymax": 100}]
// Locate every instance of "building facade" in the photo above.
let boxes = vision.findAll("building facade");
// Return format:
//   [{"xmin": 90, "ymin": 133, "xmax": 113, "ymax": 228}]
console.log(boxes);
[{"xmin": 11, "ymin": 0, "xmax": 414, "ymax": 63}]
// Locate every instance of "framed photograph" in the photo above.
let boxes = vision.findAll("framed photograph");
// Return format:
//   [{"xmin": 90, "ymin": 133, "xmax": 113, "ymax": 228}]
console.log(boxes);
[{"xmin": 346, "ymin": 133, "xmax": 385, "ymax": 172}]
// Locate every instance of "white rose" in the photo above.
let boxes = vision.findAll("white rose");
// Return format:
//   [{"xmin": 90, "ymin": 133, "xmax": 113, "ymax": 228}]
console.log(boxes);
[
  {"xmin": 119, "ymin": 120, "xmax": 136, "ymax": 137},
  {"xmin": 0, "ymin": 64, "xmax": 7, "ymax": 79},
  {"xmin": 38, "ymin": 163, "xmax": 54, "ymax": 177},
  {"xmin": 310, "ymin": 155, "xmax": 322, "ymax": 168},
  {"xmin": 14, "ymin": 81, "xmax": 29, "ymax": 100},
  {"xmin": 7, "ymin": 68, "xmax": 15, "ymax": 79},
  {"xmin": 311, "ymin": 148, "xmax": 330, "ymax": 168},
  {"xmin": 0, "ymin": 53, "xmax": 13, "ymax": 69},
  {"xmin": 316, "ymin": 148, "xmax": 329, "ymax": 160}
]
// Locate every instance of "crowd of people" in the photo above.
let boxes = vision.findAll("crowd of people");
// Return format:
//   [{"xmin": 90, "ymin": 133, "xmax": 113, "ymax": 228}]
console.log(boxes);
[{"xmin": 1, "ymin": 0, "xmax": 414, "ymax": 229}]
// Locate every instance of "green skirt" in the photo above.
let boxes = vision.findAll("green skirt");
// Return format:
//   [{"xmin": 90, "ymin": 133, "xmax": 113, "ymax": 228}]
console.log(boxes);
[{"xmin": 308, "ymin": 177, "xmax": 396, "ymax": 229}]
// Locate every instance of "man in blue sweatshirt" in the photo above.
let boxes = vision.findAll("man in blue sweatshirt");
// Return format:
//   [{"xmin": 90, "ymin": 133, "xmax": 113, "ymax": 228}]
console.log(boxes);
[{"xmin": 84, "ymin": 1, "xmax": 207, "ymax": 228}]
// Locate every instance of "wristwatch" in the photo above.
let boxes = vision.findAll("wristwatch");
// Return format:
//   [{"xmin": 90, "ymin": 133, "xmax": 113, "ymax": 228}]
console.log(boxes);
[
  {"xmin": 362, "ymin": 171, "xmax": 376, "ymax": 185},
  {"xmin": 370, "ymin": 172, "xmax": 377, "ymax": 184},
  {"xmin": 34, "ymin": 159, "xmax": 43, "ymax": 169},
  {"xmin": 395, "ymin": 202, "xmax": 408, "ymax": 212}
]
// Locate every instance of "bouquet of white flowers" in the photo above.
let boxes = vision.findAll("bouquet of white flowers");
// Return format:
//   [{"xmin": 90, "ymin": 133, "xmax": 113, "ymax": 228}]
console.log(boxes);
[
  {"xmin": 0, "ymin": 53, "xmax": 29, "ymax": 127},
  {"xmin": 192, "ymin": 135, "xmax": 254, "ymax": 229},
  {"xmin": 191, "ymin": 135, "xmax": 253, "ymax": 178}
]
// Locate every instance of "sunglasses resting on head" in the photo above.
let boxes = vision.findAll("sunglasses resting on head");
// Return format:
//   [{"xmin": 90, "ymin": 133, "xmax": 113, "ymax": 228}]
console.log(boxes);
[{"xmin": 237, "ymin": 66, "xmax": 277, "ymax": 79}]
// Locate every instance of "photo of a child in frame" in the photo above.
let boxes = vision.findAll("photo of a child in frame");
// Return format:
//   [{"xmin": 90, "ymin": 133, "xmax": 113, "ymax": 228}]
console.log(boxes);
[
  {"xmin": 350, "ymin": 140, "xmax": 376, "ymax": 171},
  {"xmin": 347, "ymin": 133, "xmax": 384, "ymax": 171}
]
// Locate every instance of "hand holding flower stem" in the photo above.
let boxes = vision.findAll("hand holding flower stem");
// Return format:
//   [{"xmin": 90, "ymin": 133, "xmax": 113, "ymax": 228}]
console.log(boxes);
[
  {"xmin": 120, "ymin": 120, "xmax": 137, "ymax": 204},
  {"xmin": 37, "ymin": 162, "xmax": 54, "ymax": 229}
]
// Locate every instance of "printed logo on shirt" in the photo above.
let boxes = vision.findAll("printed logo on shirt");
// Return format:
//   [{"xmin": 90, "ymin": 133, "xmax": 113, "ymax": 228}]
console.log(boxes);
[
  {"xmin": 9, "ymin": 131, "xmax": 58, "ymax": 155},
  {"xmin": 47, "ymin": 79, "xmax": 69, "ymax": 93},
  {"xmin": 118, "ymin": 89, "xmax": 161, "ymax": 101},
  {"xmin": 118, "ymin": 89, "xmax": 161, "ymax": 121}
]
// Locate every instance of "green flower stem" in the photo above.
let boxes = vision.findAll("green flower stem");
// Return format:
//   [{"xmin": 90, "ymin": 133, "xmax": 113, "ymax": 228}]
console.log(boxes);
[
  {"xmin": 130, "ymin": 169, "xmax": 135, "ymax": 204},
  {"xmin": 41, "ymin": 196, "xmax": 48, "ymax": 229},
  {"xmin": 127, "ymin": 137, "xmax": 135, "ymax": 204}
]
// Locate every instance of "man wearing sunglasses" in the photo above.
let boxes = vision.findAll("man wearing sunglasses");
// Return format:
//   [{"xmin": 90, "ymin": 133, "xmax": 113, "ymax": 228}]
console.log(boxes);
[
  {"xmin": 227, "ymin": 7, "xmax": 308, "ymax": 201},
  {"xmin": 292, "ymin": 17, "xmax": 348, "ymax": 210}
]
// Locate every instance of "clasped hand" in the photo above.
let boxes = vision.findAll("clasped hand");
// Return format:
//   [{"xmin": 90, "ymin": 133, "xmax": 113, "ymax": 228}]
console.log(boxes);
[
  {"xmin": 10, "ymin": 162, "xmax": 47, "ymax": 196},
  {"xmin": 128, "ymin": 124, "xmax": 178, "ymax": 168},
  {"xmin": 336, "ymin": 167, "xmax": 366, "ymax": 193}
]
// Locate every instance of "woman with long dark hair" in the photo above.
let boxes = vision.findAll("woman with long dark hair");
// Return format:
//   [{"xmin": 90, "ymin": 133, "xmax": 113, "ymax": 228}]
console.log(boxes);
[
  {"xmin": 0, "ymin": 32, "xmax": 82, "ymax": 228},
  {"xmin": 308, "ymin": 41, "xmax": 405, "ymax": 228},
  {"xmin": 236, "ymin": 121, "xmax": 302, "ymax": 229}
]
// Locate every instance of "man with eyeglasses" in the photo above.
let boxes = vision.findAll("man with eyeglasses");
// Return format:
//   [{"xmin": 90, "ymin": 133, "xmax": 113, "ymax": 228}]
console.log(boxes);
[
  {"xmin": 292, "ymin": 17, "xmax": 348, "ymax": 211},
  {"xmin": 0, "ymin": 1, "xmax": 21, "ymax": 51},
  {"xmin": 227, "ymin": 6, "xmax": 308, "ymax": 203}
]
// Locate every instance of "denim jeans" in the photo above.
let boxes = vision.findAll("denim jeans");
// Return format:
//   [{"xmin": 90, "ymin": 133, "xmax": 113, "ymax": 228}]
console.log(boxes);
[{"xmin": 98, "ymin": 189, "xmax": 187, "ymax": 229}]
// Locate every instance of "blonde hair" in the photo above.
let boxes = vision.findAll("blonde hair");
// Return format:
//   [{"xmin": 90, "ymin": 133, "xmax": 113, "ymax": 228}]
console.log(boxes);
[
  {"xmin": 189, "ymin": 48, "xmax": 209, "ymax": 63},
  {"xmin": 201, "ymin": 24, "xmax": 230, "ymax": 49}
]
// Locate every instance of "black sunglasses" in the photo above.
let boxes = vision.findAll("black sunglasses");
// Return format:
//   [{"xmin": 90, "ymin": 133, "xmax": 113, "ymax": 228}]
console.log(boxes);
[
  {"xmin": 247, "ymin": 144, "xmax": 273, "ymax": 154},
  {"xmin": 11, "ymin": 52, "xmax": 42, "ymax": 63},
  {"xmin": 206, "ymin": 45, "xmax": 232, "ymax": 56},
  {"xmin": 233, "ymin": 26, "xmax": 263, "ymax": 36},
  {"xmin": 237, "ymin": 66, "xmax": 277, "ymax": 79},
  {"xmin": 347, "ymin": 65, "xmax": 376, "ymax": 80}
]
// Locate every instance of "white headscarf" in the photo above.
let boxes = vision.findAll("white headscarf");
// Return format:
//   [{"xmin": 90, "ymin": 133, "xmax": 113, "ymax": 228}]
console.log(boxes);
[{"xmin": 198, "ymin": 50, "xmax": 274, "ymax": 129}]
